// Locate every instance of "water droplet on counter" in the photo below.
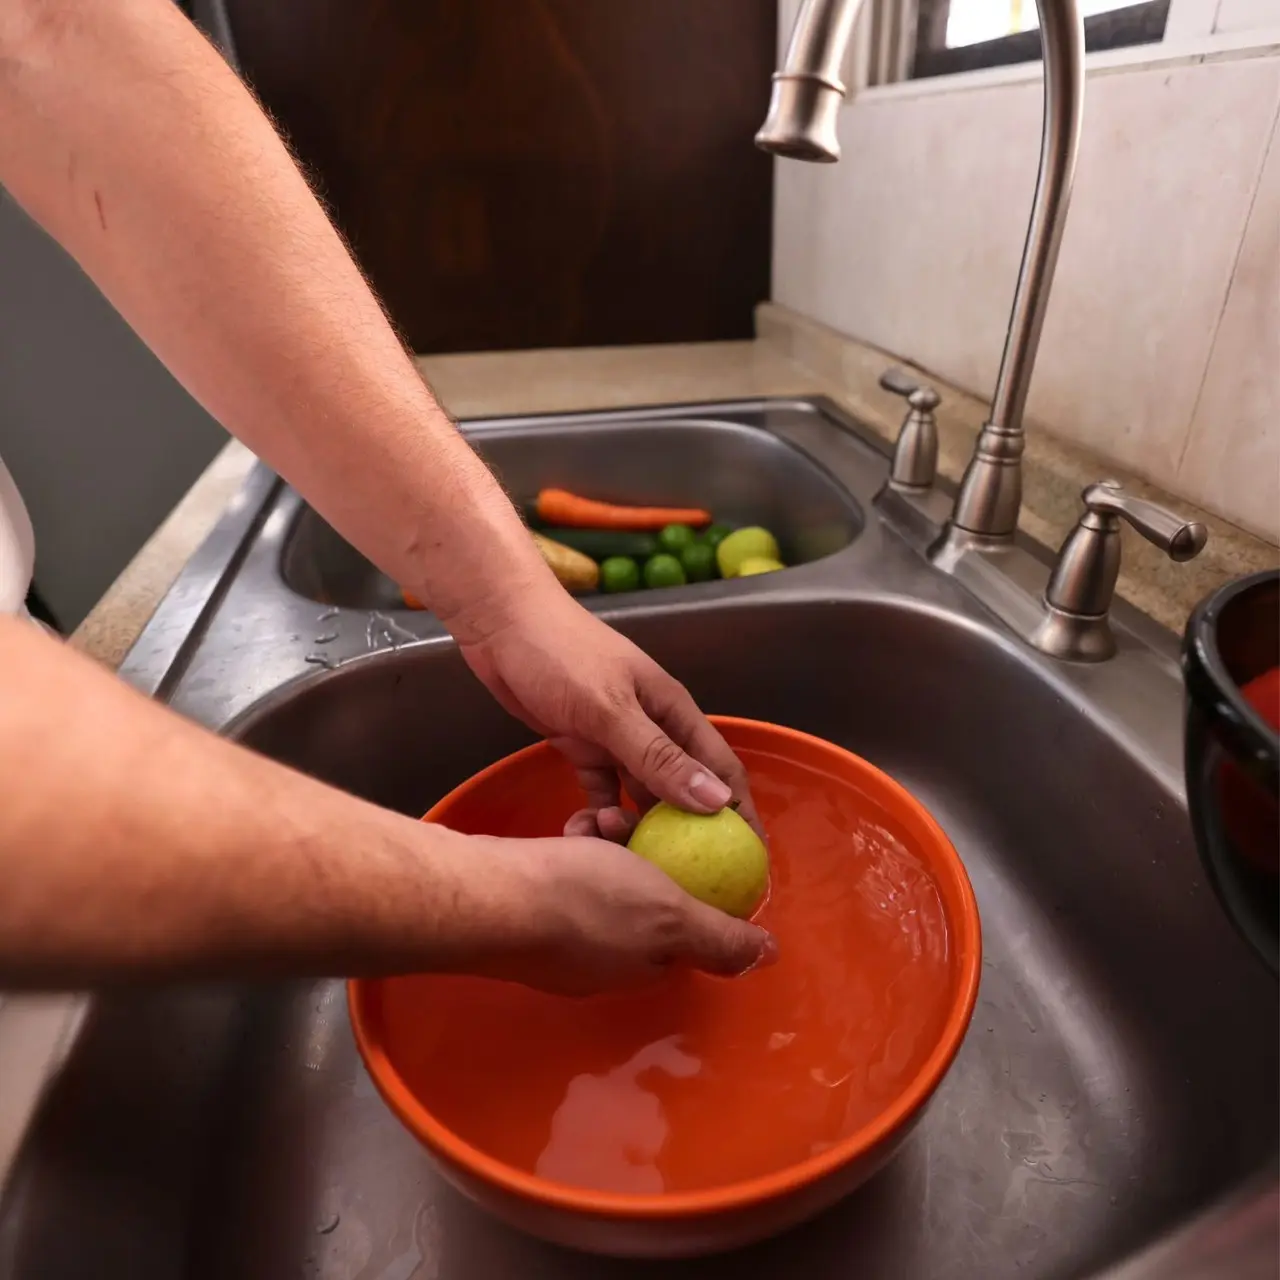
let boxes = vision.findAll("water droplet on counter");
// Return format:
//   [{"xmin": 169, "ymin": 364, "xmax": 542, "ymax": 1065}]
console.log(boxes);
[
  {"xmin": 317, "ymin": 607, "xmax": 339, "ymax": 622},
  {"xmin": 313, "ymin": 632, "xmax": 339, "ymax": 645},
  {"xmin": 366, "ymin": 611, "xmax": 418, "ymax": 652},
  {"xmin": 305, "ymin": 654, "xmax": 335, "ymax": 670},
  {"xmin": 318, "ymin": 1212, "xmax": 340, "ymax": 1235}
]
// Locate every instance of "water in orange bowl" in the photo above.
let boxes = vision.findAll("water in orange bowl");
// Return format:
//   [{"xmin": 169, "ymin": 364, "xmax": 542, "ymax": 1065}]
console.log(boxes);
[{"xmin": 363, "ymin": 723, "xmax": 967, "ymax": 1197}]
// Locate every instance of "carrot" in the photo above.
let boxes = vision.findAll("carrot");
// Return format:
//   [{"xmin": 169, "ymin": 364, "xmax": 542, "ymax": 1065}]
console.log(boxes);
[{"xmin": 534, "ymin": 488, "xmax": 711, "ymax": 531}]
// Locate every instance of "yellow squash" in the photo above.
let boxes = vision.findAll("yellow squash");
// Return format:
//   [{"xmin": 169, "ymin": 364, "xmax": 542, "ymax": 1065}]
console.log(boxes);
[{"xmin": 531, "ymin": 531, "xmax": 600, "ymax": 593}]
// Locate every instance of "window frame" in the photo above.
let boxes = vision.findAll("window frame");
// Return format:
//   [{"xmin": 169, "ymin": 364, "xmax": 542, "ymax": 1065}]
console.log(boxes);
[{"xmin": 910, "ymin": 0, "xmax": 1172, "ymax": 79}]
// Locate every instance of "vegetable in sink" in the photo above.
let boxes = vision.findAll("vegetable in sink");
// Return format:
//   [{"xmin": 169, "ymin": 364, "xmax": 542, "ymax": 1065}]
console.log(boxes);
[
  {"xmin": 403, "ymin": 505, "xmax": 788, "ymax": 609},
  {"xmin": 532, "ymin": 488, "xmax": 712, "ymax": 531}
]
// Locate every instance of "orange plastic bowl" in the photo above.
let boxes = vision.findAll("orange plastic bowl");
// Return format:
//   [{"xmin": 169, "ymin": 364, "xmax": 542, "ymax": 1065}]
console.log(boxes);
[{"xmin": 349, "ymin": 717, "xmax": 981, "ymax": 1257}]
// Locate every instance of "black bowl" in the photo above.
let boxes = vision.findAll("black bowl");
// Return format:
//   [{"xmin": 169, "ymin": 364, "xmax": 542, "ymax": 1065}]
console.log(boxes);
[{"xmin": 1183, "ymin": 570, "xmax": 1280, "ymax": 974}]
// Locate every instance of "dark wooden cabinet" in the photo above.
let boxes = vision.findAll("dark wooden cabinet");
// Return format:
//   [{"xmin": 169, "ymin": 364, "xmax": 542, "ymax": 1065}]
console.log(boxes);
[{"xmin": 224, "ymin": 1, "xmax": 776, "ymax": 353}]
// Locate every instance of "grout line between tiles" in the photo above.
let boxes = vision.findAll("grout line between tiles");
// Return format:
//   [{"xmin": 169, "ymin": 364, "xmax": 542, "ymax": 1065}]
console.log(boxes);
[{"xmin": 1174, "ymin": 90, "xmax": 1280, "ymax": 477}]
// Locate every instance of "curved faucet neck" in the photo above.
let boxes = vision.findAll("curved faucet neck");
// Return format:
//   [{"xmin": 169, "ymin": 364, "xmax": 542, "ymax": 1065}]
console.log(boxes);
[
  {"xmin": 760, "ymin": 0, "xmax": 1086, "ymax": 548},
  {"xmin": 945, "ymin": 0, "xmax": 1085, "ymax": 546}
]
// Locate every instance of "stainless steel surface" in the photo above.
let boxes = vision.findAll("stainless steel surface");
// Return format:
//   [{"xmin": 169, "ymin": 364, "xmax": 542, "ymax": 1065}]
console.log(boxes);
[
  {"xmin": 0, "ymin": 398, "xmax": 1275, "ymax": 1278},
  {"xmin": 282, "ymin": 413, "xmax": 862, "ymax": 611},
  {"xmin": 1034, "ymin": 481, "xmax": 1209, "ymax": 662},
  {"xmin": 877, "ymin": 366, "xmax": 919, "ymax": 398},
  {"xmin": 879, "ymin": 369, "xmax": 941, "ymax": 491},
  {"xmin": 1074, "ymin": 482, "xmax": 1209, "ymax": 565},
  {"xmin": 939, "ymin": 0, "xmax": 1086, "ymax": 548},
  {"xmin": 756, "ymin": 0, "xmax": 865, "ymax": 161},
  {"xmin": 1092, "ymin": 1173, "xmax": 1279, "ymax": 1280}
]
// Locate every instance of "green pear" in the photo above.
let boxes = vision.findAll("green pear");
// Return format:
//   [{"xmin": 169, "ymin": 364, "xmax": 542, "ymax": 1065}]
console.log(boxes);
[{"xmin": 627, "ymin": 802, "xmax": 769, "ymax": 919}]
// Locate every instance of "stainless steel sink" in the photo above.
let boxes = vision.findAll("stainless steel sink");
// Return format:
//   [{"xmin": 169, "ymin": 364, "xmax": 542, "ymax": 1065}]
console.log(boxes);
[
  {"xmin": 0, "ymin": 398, "xmax": 1274, "ymax": 1279},
  {"xmin": 281, "ymin": 405, "xmax": 864, "ymax": 611}
]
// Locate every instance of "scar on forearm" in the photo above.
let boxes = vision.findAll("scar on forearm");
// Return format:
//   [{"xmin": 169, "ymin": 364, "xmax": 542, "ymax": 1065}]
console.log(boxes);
[{"xmin": 93, "ymin": 189, "xmax": 107, "ymax": 231}]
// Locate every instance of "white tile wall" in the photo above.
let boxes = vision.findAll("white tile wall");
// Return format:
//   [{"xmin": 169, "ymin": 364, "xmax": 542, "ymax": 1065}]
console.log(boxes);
[
  {"xmin": 1215, "ymin": 0, "xmax": 1280, "ymax": 35},
  {"xmin": 1179, "ymin": 108, "xmax": 1280, "ymax": 538},
  {"xmin": 772, "ymin": 51, "xmax": 1280, "ymax": 541}
]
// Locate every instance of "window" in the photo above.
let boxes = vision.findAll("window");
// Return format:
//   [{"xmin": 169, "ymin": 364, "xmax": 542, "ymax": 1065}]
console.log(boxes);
[{"xmin": 912, "ymin": 0, "xmax": 1171, "ymax": 77}]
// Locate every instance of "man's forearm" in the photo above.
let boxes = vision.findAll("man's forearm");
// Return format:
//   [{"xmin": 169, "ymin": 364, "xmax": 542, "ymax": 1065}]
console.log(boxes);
[
  {"xmin": 0, "ymin": 0, "xmax": 554, "ymax": 642},
  {"xmin": 0, "ymin": 618, "xmax": 519, "ymax": 987}
]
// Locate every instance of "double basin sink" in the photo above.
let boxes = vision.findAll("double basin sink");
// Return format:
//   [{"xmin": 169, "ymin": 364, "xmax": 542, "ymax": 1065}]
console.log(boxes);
[{"xmin": 0, "ymin": 398, "xmax": 1274, "ymax": 1278}]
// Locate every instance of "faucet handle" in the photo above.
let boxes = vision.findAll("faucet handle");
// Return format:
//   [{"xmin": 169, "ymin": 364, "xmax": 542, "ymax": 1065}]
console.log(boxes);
[
  {"xmin": 879, "ymin": 368, "xmax": 940, "ymax": 491},
  {"xmin": 1077, "ymin": 481, "xmax": 1207, "ymax": 562},
  {"xmin": 879, "ymin": 367, "xmax": 937, "ymax": 404},
  {"xmin": 1038, "ymin": 480, "xmax": 1208, "ymax": 660}
]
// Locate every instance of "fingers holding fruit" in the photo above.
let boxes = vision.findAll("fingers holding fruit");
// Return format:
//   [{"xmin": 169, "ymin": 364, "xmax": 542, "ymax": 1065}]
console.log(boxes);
[
  {"xmin": 479, "ymin": 833, "xmax": 775, "ymax": 995},
  {"xmin": 563, "ymin": 804, "xmax": 638, "ymax": 844}
]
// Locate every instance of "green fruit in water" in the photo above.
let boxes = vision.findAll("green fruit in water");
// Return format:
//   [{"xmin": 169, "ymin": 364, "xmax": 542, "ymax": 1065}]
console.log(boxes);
[
  {"xmin": 643, "ymin": 553, "xmax": 687, "ymax": 589},
  {"xmin": 716, "ymin": 527, "xmax": 781, "ymax": 578},
  {"xmin": 657, "ymin": 523, "xmax": 698, "ymax": 556},
  {"xmin": 679, "ymin": 542, "xmax": 717, "ymax": 583},
  {"xmin": 701, "ymin": 523, "xmax": 732, "ymax": 550},
  {"xmin": 627, "ymin": 802, "xmax": 770, "ymax": 919},
  {"xmin": 599, "ymin": 556, "xmax": 641, "ymax": 594},
  {"xmin": 737, "ymin": 556, "xmax": 785, "ymax": 577}
]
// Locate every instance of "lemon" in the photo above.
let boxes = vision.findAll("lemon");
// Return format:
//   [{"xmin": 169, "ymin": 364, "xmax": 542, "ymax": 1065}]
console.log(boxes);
[
  {"xmin": 716, "ymin": 527, "xmax": 781, "ymax": 578},
  {"xmin": 627, "ymin": 803, "xmax": 769, "ymax": 919},
  {"xmin": 737, "ymin": 556, "xmax": 785, "ymax": 577}
]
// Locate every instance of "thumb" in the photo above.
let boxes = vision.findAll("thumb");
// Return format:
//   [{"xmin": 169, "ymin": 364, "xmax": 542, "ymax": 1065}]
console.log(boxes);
[
  {"xmin": 606, "ymin": 708, "xmax": 733, "ymax": 814},
  {"xmin": 679, "ymin": 902, "xmax": 779, "ymax": 977}
]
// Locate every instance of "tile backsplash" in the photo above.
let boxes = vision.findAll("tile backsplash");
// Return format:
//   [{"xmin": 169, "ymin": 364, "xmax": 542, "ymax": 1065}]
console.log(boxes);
[{"xmin": 772, "ymin": 50, "xmax": 1280, "ymax": 543}]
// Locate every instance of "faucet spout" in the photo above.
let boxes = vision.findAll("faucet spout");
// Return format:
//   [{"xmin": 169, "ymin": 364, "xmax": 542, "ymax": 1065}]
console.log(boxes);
[
  {"xmin": 760, "ymin": 0, "xmax": 1085, "ymax": 552},
  {"xmin": 756, "ymin": 0, "xmax": 868, "ymax": 163},
  {"xmin": 940, "ymin": 0, "xmax": 1084, "ymax": 548}
]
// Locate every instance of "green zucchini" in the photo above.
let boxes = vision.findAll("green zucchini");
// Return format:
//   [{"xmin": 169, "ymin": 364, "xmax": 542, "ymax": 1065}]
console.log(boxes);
[{"xmin": 529, "ymin": 525, "xmax": 660, "ymax": 562}]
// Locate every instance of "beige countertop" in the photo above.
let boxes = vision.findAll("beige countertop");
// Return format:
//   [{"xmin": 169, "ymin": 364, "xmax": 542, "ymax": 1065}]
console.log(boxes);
[{"xmin": 72, "ymin": 305, "xmax": 1277, "ymax": 668}]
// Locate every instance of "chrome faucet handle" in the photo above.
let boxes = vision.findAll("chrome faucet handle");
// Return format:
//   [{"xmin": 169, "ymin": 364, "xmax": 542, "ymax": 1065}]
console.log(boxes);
[
  {"xmin": 879, "ymin": 369, "xmax": 940, "ymax": 492},
  {"xmin": 1077, "ymin": 482, "xmax": 1207, "ymax": 561},
  {"xmin": 879, "ymin": 367, "xmax": 921, "ymax": 397},
  {"xmin": 1036, "ymin": 480, "xmax": 1208, "ymax": 661}
]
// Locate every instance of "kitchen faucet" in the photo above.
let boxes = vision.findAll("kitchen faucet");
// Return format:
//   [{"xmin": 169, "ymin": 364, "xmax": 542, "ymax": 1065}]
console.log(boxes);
[{"xmin": 756, "ymin": 0, "xmax": 1086, "ymax": 560}]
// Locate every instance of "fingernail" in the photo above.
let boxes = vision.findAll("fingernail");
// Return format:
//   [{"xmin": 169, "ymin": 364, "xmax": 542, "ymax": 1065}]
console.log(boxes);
[
  {"xmin": 739, "ymin": 932, "xmax": 780, "ymax": 975},
  {"xmin": 688, "ymin": 771, "xmax": 732, "ymax": 809}
]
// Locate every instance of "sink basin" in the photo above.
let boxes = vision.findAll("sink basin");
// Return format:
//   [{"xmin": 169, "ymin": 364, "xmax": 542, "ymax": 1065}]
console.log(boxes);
[
  {"xmin": 4, "ymin": 600, "xmax": 1276, "ymax": 1278},
  {"xmin": 0, "ymin": 397, "xmax": 1274, "ymax": 1278},
  {"xmin": 281, "ymin": 407, "xmax": 864, "ymax": 610}
]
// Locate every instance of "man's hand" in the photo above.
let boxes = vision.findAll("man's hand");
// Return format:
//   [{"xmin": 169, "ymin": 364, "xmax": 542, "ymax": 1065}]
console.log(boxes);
[
  {"xmin": 460, "ymin": 587, "xmax": 761, "ymax": 839},
  {"xmin": 454, "ymin": 830, "xmax": 775, "ymax": 995},
  {"xmin": 0, "ymin": 616, "xmax": 774, "ymax": 992}
]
